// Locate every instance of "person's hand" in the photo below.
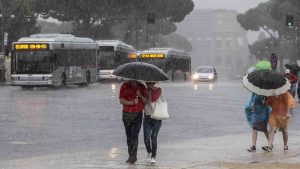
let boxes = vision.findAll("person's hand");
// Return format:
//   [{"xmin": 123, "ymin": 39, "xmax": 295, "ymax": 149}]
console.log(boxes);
[
  {"xmin": 136, "ymin": 89, "xmax": 141, "ymax": 97},
  {"xmin": 133, "ymin": 97, "xmax": 139, "ymax": 104}
]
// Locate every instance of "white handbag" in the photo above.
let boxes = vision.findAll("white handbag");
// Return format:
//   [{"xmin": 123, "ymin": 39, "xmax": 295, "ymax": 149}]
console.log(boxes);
[{"xmin": 151, "ymin": 95, "xmax": 169, "ymax": 120}]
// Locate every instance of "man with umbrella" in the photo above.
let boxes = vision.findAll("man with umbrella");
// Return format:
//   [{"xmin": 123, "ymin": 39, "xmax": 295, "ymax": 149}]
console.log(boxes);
[{"xmin": 119, "ymin": 80, "xmax": 147, "ymax": 164}]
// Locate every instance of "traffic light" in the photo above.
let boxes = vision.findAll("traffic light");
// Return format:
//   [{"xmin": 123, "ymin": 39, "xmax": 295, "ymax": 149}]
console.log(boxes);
[
  {"xmin": 147, "ymin": 12, "xmax": 155, "ymax": 24},
  {"xmin": 286, "ymin": 15, "xmax": 294, "ymax": 27}
]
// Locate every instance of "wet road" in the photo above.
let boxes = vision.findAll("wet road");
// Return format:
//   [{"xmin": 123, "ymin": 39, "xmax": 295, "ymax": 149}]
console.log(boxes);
[{"xmin": 0, "ymin": 80, "xmax": 299, "ymax": 161}]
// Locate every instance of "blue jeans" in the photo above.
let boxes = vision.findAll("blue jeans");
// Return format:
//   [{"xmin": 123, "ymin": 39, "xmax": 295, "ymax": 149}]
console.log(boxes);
[
  {"xmin": 122, "ymin": 112, "xmax": 143, "ymax": 157},
  {"xmin": 143, "ymin": 115, "xmax": 162, "ymax": 158}
]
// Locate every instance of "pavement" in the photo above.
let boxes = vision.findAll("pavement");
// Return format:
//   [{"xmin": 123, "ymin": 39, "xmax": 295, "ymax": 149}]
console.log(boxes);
[{"xmin": 0, "ymin": 130, "xmax": 300, "ymax": 169}]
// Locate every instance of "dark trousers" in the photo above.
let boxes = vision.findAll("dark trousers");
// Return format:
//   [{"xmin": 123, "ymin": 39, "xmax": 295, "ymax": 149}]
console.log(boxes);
[
  {"xmin": 143, "ymin": 115, "xmax": 162, "ymax": 158},
  {"xmin": 122, "ymin": 112, "xmax": 143, "ymax": 157}
]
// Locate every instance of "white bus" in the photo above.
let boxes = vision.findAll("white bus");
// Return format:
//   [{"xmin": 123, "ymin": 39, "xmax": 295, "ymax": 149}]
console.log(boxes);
[
  {"xmin": 137, "ymin": 48, "xmax": 191, "ymax": 81},
  {"xmin": 11, "ymin": 34, "xmax": 98, "ymax": 87},
  {"xmin": 96, "ymin": 40, "xmax": 136, "ymax": 80}
]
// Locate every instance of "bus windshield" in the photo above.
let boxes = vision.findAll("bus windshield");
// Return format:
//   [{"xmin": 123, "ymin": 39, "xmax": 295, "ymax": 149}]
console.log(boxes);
[
  {"xmin": 15, "ymin": 51, "xmax": 52, "ymax": 74},
  {"xmin": 196, "ymin": 67, "xmax": 213, "ymax": 73},
  {"xmin": 99, "ymin": 53, "xmax": 132, "ymax": 69}
]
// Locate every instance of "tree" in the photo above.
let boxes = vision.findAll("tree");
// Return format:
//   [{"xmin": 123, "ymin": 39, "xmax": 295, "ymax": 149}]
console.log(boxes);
[
  {"xmin": 0, "ymin": 0, "xmax": 39, "ymax": 50},
  {"xmin": 237, "ymin": 0, "xmax": 300, "ymax": 71},
  {"xmin": 34, "ymin": 0, "xmax": 194, "ymax": 49}
]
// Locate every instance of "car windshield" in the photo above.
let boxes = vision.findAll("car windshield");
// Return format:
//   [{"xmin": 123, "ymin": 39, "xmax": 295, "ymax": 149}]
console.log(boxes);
[{"xmin": 196, "ymin": 67, "xmax": 213, "ymax": 73}]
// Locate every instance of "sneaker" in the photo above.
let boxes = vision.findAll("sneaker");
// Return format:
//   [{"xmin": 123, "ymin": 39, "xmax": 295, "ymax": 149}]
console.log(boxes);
[
  {"xmin": 284, "ymin": 146, "xmax": 288, "ymax": 150},
  {"xmin": 146, "ymin": 153, "xmax": 151, "ymax": 162},
  {"xmin": 150, "ymin": 157, "xmax": 156, "ymax": 164},
  {"xmin": 247, "ymin": 146, "xmax": 256, "ymax": 152},
  {"xmin": 262, "ymin": 146, "xmax": 272, "ymax": 152}
]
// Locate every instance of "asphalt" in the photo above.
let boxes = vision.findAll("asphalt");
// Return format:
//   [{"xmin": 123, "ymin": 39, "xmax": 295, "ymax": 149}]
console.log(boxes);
[{"xmin": 0, "ymin": 130, "xmax": 299, "ymax": 169}]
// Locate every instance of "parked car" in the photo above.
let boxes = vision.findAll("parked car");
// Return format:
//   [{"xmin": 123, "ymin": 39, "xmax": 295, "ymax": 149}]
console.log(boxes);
[{"xmin": 192, "ymin": 66, "xmax": 217, "ymax": 82}]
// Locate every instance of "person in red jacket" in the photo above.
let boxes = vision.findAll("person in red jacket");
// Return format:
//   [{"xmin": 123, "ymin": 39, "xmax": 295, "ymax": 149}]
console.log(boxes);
[
  {"xmin": 284, "ymin": 69, "xmax": 297, "ymax": 97},
  {"xmin": 119, "ymin": 80, "xmax": 147, "ymax": 164},
  {"xmin": 143, "ymin": 82, "xmax": 162, "ymax": 164}
]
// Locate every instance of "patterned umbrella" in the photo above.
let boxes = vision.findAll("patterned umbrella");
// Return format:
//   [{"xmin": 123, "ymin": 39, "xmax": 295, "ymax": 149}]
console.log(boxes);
[{"xmin": 242, "ymin": 69, "xmax": 290, "ymax": 96}]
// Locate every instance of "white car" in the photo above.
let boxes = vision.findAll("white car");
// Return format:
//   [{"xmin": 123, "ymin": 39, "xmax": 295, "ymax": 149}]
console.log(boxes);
[{"xmin": 192, "ymin": 66, "xmax": 217, "ymax": 82}]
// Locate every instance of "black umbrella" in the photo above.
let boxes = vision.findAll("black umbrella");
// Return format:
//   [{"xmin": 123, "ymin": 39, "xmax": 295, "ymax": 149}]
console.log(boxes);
[
  {"xmin": 242, "ymin": 69, "xmax": 291, "ymax": 96},
  {"xmin": 113, "ymin": 62, "xmax": 169, "ymax": 81},
  {"xmin": 284, "ymin": 63, "xmax": 300, "ymax": 75}
]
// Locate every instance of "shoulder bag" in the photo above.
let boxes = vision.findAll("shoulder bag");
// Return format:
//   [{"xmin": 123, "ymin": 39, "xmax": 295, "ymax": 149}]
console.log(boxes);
[{"xmin": 151, "ymin": 95, "xmax": 169, "ymax": 120}]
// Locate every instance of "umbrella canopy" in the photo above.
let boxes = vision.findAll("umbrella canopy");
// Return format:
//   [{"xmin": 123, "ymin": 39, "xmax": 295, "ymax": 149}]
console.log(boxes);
[
  {"xmin": 255, "ymin": 60, "xmax": 272, "ymax": 70},
  {"xmin": 242, "ymin": 69, "xmax": 291, "ymax": 96},
  {"xmin": 113, "ymin": 62, "xmax": 169, "ymax": 81}
]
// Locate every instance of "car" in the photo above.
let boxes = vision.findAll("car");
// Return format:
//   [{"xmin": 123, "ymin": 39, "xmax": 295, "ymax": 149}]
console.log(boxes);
[{"xmin": 192, "ymin": 66, "xmax": 217, "ymax": 82}]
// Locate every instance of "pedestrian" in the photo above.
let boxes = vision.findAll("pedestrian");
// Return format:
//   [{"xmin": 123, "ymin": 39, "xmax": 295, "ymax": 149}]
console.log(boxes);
[
  {"xmin": 119, "ymin": 80, "xmax": 147, "ymax": 164},
  {"xmin": 284, "ymin": 69, "xmax": 297, "ymax": 97},
  {"xmin": 143, "ymin": 82, "xmax": 162, "ymax": 164},
  {"xmin": 245, "ymin": 93, "xmax": 271, "ymax": 152},
  {"xmin": 262, "ymin": 91, "xmax": 296, "ymax": 152}
]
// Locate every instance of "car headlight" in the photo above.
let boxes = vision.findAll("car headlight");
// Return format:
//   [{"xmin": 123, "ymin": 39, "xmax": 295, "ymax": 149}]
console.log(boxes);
[{"xmin": 193, "ymin": 74, "xmax": 199, "ymax": 79}]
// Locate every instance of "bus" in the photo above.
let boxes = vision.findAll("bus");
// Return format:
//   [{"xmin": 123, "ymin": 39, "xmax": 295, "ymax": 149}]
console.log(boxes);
[
  {"xmin": 11, "ymin": 34, "xmax": 98, "ymax": 87},
  {"xmin": 137, "ymin": 48, "xmax": 191, "ymax": 81},
  {"xmin": 96, "ymin": 40, "xmax": 136, "ymax": 80}
]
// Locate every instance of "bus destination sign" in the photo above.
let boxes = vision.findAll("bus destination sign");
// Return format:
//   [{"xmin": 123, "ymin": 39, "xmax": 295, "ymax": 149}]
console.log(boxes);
[
  {"xmin": 141, "ymin": 53, "xmax": 165, "ymax": 58},
  {"xmin": 15, "ymin": 43, "xmax": 49, "ymax": 50}
]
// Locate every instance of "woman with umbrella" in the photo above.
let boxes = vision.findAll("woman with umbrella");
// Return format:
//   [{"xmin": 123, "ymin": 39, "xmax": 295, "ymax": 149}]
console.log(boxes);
[
  {"xmin": 244, "ymin": 61, "xmax": 272, "ymax": 152},
  {"xmin": 262, "ymin": 91, "xmax": 296, "ymax": 152},
  {"xmin": 143, "ymin": 81, "xmax": 162, "ymax": 164},
  {"xmin": 244, "ymin": 93, "xmax": 271, "ymax": 152}
]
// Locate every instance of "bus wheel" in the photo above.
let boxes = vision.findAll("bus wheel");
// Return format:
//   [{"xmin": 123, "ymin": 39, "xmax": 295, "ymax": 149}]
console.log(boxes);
[
  {"xmin": 61, "ymin": 73, "xmax": 66, "ymax": 86},
  {"xmin": 85, "ymin": 71, "xmax": 90, "ymax": 85}
]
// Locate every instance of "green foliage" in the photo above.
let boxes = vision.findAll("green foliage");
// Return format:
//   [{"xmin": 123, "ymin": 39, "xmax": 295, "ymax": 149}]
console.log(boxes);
[
  {"xmin": 0, "ymin": 0, "xmax": 39, "ymax": 49},
  {"xmin": 237, "ymin": 0, "xmax": 300, "ymax": 62},
  {"xmin": 34, "ymin": 0, "xmax": 194, "ymax": 49}
]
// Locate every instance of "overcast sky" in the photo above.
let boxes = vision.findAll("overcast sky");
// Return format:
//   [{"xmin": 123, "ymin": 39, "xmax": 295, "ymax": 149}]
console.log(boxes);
[{"xmin": 193, "ymin": 0, "xmax": 268, "ymax": 13}]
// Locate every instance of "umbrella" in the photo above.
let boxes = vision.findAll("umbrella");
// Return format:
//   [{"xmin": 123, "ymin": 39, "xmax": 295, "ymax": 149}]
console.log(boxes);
[
  {"xmin": 242, "ymin": 69, "xmax": 291, "ymax": 96},
  {"xmin": 113, "ymin": 62, "xmax": 169, "ymax": 81},
  {"xmin": 255, "ymin": 60, "xmax": 272, "ymax": 70},
  {"xmin": 284, "ymin": 63, "xmax": 300, "ymax": 75}
]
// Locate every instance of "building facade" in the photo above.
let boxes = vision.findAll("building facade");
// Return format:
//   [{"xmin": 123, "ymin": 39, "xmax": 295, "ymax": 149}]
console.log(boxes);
[{"xmin": 176, "ymin": 9, "xmax": 250, "ymax": 77}]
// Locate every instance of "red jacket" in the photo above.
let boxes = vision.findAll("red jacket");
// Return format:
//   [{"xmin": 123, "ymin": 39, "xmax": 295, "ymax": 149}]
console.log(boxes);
[
  {"xmin": 284, "ymin": 73, "xmax": 297, "ymax": 85},
  {"xmin": 149, "ymin": 87, "xmax": 162, "ymax": 102},
  {"xmin": 119, "ymin": 81, "xmax": 147, "ymax": 113}
]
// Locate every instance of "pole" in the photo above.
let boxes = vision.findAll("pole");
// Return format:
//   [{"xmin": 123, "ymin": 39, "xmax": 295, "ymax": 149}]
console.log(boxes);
[
  {"xmin": 297, "ymin": 25, "xmax": 300, "ymax": 62},
  {"xmin": 1, "ymin": 15, "xmax": 3, "ymax": 54}
]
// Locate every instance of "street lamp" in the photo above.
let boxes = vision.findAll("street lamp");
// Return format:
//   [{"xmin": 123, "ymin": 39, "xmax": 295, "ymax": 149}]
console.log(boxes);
[{"xmin": 26, "ymin": 16, "xmax": 31, "ymax": 36}]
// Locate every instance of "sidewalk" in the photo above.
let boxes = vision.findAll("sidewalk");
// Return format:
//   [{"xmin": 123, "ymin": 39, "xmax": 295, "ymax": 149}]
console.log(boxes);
[{"xmin": 1, "ymin": 131, "xmax": 299, "ymax": 169}]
